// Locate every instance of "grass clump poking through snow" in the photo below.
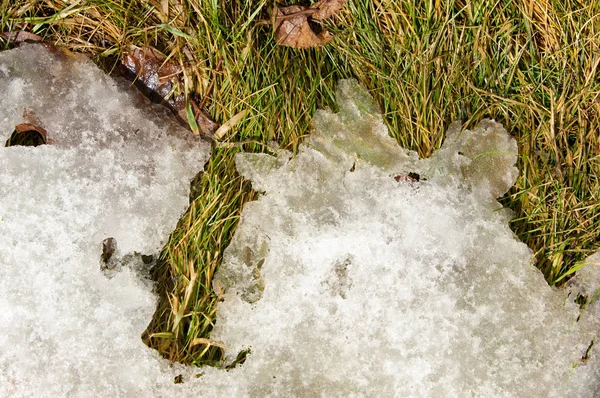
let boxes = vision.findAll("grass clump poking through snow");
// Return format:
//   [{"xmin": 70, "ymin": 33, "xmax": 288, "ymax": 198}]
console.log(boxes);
[
  {"xmin": 2, "ymin": 0, "xmax": 599, "ymax": 366},
  {"xmin": 143, "ymin": 149, "xmax": 256, "ymax": 366}
]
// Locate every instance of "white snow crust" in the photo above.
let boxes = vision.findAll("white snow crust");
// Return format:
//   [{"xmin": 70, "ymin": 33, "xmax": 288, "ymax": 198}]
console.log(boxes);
[
  {"xmin": 1, "ymin": 44, "xmax": 599, "ymax": 397},
  {"xmin": 212, "ymin": 80, "xmax": 600, "ymax": 397},
  {"xmin": 0, "ymin": 44, "xmax": 211, "ymax": 396}
]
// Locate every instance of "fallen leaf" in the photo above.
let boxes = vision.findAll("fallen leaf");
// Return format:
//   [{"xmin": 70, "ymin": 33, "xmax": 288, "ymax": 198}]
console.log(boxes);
[
  {"xmin": 101, "ymin": 237, "xmax": 117, "ymax": 264},
  {"xmin": 121, "ymin": 46, "xmax": 219, "ymax": 136},
  {"xmin": 310, "ymin": 0, "xmax": 346, "ymax": 20},
  {"xmin": 393, "ymin": 172, "xmax": 420, "ymax": 183},
  {"xmin": 4, "ymin": 123, "xmax": 48, "ymax": 147},
  {"xmin": 176, "ymin": 98, "xmax": 219, "ymax": 136},
  {"xmin": 273, "ymin": 0, "xmax": 346, "ymax": 48},
  {"xmin": 1, "ymin": 31, "xmax": 43, "ymax": 44},
  {"xmin": 195, "ymin": 108, "xmax": 220, "ymax": 136},
  {"xmin": 121, "ymin": 47, "xmax": 181, "ymax": 103}
]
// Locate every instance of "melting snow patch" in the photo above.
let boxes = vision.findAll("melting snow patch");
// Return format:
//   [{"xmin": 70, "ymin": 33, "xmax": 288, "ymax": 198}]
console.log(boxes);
[
  {"xmin": 0, "ymin": 44, "xmax": 210, "ymax": 396},
  {"xmin": 211, "ymin": 80, "xmax": 600, "ymax": 397},
  {"xmin": 1, "ymin": 43, "xmax": 599, "ymax": 397}
]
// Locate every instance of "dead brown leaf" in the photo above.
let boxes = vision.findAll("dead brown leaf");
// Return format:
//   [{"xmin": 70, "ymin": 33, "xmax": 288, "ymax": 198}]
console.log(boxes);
[
  {"xmin": 310, "ymin": 0, "xmax": 346, "ymax": 20},
  {"xmin": 121, "ymin": 47, "xmax": 182, "ymax": 103},
  {"xmin": 1, "ymin": 31, "xmax": 43, "ymax": 45},
  {"xmin": 121, "ymin": 46, "xmax": 219, "ymax": 136},
  {"xmin": 5, "ymin": 123, "xmax": 48, "ymax": 147},
  {"xmin": 393, "ymin": 173, "xmax": 420, "ymax": 183},
  {"xmin": 174, "ymin": 99, "xmax": 219, "ymax": 137},
  {"xmin": 101, "ymin": 237, "xmax": 117, "ymax": 264},
  {"xmin": 273, "ymin": 0, "xmax": 346, "ymax": 48}
]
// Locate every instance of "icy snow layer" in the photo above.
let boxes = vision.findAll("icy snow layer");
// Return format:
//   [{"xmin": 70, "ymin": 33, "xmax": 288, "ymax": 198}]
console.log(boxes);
[
  {"xmin": 0, "ymin": 44, "xmax": 211, "ymax": 396},
  {"xmin": 211, "ymin": 79, "xmax": 600, "ymax": 397}
]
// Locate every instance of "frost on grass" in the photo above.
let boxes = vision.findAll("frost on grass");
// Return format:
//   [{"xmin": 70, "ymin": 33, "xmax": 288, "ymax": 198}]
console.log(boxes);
[
  {"xmin": 0, "ymin": 44, "xmax": 211, "ymax": 396},
  {"xmin": 212, "ymin": 80, "xmax": 600, "ymax": 396},
  {"xmin": 1, "ymin": 44, "xmax": 599, "ymax": 398}
]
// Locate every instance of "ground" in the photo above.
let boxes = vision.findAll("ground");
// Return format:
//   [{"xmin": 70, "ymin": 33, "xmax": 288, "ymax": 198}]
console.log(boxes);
[{"xmin": 2, "ymin": 0, "xmax": 599, "ymax": 366}]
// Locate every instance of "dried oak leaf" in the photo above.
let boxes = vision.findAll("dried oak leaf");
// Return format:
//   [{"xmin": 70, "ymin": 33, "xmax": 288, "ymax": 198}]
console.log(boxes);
[
  {"xmin": 121, "ymin": 46, "xmax": 219, "ymax": 136},
  {"xmin": 121, "ymin": 47, "xmax": 182, "ymax": 104},
  {"xmin": 172, "ymin": 95, "xmax": 219, "ymax": 137},
  {"xmin": 273, "ymin": 0, "xmax": 346, "ymax": 48},
  {"xmin": 4, "ymin": 123, "xmax": 48, "ymax": 147},
  {"xmin": 1, "ymin": 31, "xmax": 43, "ymax": 45},
  {"xmin": 101, "ymin": 237, "xmax": 117, "ymax": 265},
  {"xmin": 310, "ymin": 0, "xmax": 346, "ymax": 20},
  {"xmin": 393, "ymin": 172, "xmax": 420, "ymax": 183}
]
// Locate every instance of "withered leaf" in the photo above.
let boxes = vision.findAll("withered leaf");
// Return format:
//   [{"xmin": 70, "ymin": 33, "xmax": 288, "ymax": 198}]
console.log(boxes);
[
  {"xmin": 174, "ymin": 96, "xmax": 219, "ymax": 137},
  {"xmin": 121, "ymin": 46, "xmax": 219, "ymax": 136},
  {"xmin": 121, "ymin": 47, "xmax": 182, "ymax": 103},
  {"xmin": 310, "ymin": 0, "xmax": 346, "ymax": 20},
  {"xmin": 1, "ymin": 31, "xmax": 43, "ymax": 45},
  {"xmin": 393, "ymin": 172, "xmax": 420, "ymax": 183},
  {"xmin": 195, "ymin": 109, "xmax": 220, "ymax": 136},
  {"xmin": 273, "ymin": 0, "xmax": 347, "ymax": 48},
  {"xmin": 4, "ymin": 123, "xmax": 48, "ymax": 147},
  {"xmin": 274, "ymin": 6, "xmax": 332, "ymax": 48},
  {"xmin": 101, "ymin": 237, "xmax": 117, "ymax": 264}
]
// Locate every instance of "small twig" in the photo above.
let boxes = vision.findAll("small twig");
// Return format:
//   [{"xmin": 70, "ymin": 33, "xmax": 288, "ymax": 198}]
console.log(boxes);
[{"xmin": 195, "ymin": 58, "xmax": 223, "ymax": 119}]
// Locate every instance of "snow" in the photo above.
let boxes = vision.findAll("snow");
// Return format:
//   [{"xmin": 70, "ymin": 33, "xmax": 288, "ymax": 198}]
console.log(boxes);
[
  {"xmin": 0, "ymin": 44, "xmax": 210, "ymax": 396},
  {"xmin": 213, "ymin": 80, "xmax": 600, "ymax": 396},
  {"xmin": 0, "ymin": 44, "xmax": 599, "ymax": 397}
]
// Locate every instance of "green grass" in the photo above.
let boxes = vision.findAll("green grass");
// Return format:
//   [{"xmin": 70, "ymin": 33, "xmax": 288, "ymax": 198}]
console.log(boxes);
[{"xmin": 2, "ymin": 0, "xmax": 599, "ymax": 366}]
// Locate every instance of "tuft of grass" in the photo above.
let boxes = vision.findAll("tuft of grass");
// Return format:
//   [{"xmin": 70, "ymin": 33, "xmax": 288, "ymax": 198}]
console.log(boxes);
[
  {"xmin": 2, "ymin": 0, "xmax": 599, "ymax": 365},
  {"xmin": 142, "ymin": 149, "xmax": 257, "ymax": 365}
]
